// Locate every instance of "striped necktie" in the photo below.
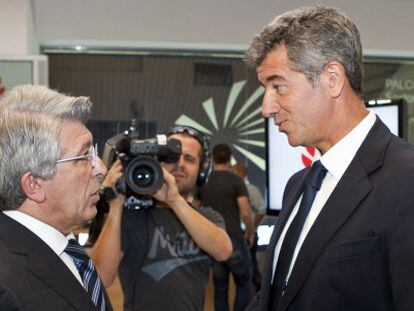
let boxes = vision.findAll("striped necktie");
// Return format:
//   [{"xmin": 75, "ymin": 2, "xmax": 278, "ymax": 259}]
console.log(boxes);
[{"xmin": 65, "ymin": 238, "xmax": 107, "ymax": 311}]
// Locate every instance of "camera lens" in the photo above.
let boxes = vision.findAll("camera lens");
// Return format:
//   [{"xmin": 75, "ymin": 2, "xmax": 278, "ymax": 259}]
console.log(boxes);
[
  {"xmin": 125, "ymin": 156, "xmax": 164, "ymax": 195},
  {"xmin": 132, "ymin": 165, "xmax": 155, "ymax": 188}
]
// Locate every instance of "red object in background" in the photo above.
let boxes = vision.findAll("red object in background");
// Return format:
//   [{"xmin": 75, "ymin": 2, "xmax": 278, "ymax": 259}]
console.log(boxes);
[
  {"xmin": 301, "ymin": 146, "xmax": 316, "ymax": 167},
  {"xmin": 0, "ymin": 77, "xmax": 6, "ymax": 96}
]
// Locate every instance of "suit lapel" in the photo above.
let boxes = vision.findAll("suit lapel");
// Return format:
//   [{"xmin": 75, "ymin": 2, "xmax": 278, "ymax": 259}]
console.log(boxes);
[
  {"xmin": 279, "ymin": 119, "xmax": 391, "ymax": 311},
  {"xmin": 0, "ymin": 213, "xmax": 97, "ymax": 311},
  {"xmin": 27, "ymin": 245, "xmax": 97, "ymax": 310},
  {"xmin": 280, "ymin": 160, "xmax": 372, "ymax": 310}
]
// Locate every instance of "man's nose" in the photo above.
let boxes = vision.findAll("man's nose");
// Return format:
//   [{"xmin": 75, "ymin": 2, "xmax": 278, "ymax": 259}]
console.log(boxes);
[
  {"xmin": 262, "ymin": 92, "xmax": 272, "ymax": 118},
  {"xmin": 176, "ymin": 154, "xmax": 185, "ymax": 167},
  {"xmin": 94, "ymin": 156, "xmax": 108, "ymax": 177},
  {"xmin": 262, "ymin": 92, "xmax": 279, "ymax": 118}
]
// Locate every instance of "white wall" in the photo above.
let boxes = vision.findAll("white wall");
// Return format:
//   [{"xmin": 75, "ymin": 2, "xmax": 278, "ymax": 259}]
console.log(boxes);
[
  {"xmin": 32, "ymin": 0, "xmax": 414, "ymax": 55},
  {"xmin": 2, "ymin": 0, "xmax": 414, "ymax": 55},
  {"xmin": 0, "ymin": 0, "xmax": 38, "ymax": 54}
]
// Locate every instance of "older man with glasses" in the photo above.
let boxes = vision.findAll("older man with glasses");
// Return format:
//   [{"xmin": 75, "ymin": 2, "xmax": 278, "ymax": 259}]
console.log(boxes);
[
  {"xmin": 0, "ymin": 85, "xmax": 112, "ymax": 310},
  {"xmin": 56, "ymin": 143, "xmax": 98, "ymax": 166}
]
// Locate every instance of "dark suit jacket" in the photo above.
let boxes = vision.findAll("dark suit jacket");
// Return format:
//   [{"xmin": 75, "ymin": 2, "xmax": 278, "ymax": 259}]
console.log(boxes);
[
  {"xmin": 0, "ymin": 212, "xmax": 112, "ymax": 310},
  {"xmin": 248, "ymin": 119, "xmax": 414, "ymax": 311}
]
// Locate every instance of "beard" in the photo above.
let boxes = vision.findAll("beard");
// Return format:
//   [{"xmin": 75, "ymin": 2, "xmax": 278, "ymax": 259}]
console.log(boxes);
[{"xmin": 169, "ymin": 165, "xmax": 195, "ymax": 198}]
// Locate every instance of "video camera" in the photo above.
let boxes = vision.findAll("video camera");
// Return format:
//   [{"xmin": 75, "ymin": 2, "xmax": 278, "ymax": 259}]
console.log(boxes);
[{"xmin": 102, "ymin": 119, "xmax": 181, "ymax": 210}]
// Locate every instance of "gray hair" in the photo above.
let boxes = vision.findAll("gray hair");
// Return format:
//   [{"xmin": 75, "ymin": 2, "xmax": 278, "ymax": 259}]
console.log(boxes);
[
  {"xmin": 244, "ymin": 5, "xmax": 364, "ymax": 95},
  {"xmin": 0, "ymin": 84, "xmax": 92, "ymax": 123},
  {"xmin": 0, "ymin": 112, "xmax": 61, "ymax": 210},
  {"xmin": 0, "ymin": 85, "xmax": 94, "ymax": 210}
]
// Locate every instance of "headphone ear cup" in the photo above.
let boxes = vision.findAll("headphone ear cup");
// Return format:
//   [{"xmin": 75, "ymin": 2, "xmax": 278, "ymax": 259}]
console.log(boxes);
[{"xmin": 197, "ymin": 154, "xmax": 212, "ymax": 187}]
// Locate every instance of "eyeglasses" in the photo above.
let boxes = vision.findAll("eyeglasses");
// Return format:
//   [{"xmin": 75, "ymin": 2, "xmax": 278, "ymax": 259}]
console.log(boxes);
[{"xmin": 56, "ymin": 143, "xmax": 98, "ymax": 167}]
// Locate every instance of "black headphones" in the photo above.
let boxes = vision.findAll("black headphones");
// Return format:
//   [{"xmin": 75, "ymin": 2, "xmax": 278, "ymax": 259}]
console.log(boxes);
[{"xmin": 164, "ymin": 125, "xmax": 212, "ymax": 187}]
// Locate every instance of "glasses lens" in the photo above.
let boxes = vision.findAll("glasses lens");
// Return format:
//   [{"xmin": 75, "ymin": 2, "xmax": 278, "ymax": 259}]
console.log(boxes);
[{"xmin": 91, "ymin": 143, "xmax": 97, "ymax": 167}]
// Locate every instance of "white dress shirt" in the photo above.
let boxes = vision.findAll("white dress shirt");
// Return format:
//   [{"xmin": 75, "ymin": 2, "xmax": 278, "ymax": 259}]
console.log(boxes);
[
  {"xmin": 271, "ymin": 111, "xmax": 377, "ymax": 283},
  {"xmin": 3, "ymin": 210, "xmax": 83, "ymax": 285}
]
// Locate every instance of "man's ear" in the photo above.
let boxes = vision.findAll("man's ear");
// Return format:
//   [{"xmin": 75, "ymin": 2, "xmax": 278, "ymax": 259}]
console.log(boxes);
[
  {"xmin": 20, "ymin": 172, "xmax": 46, "ymax": 203},
  {"xmin": 323, "ymin": 61, "xmax": 346, "ymax": 98}
]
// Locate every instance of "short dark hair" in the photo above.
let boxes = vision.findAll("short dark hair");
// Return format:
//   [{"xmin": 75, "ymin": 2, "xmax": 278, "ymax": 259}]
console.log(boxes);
[
  {"xmin": 165, "ymin": 125, "xmax": 206, "ymax": 161},
  {"xmin": 213, "ymin": 143, "xmax": 231, "ymax": 164}
]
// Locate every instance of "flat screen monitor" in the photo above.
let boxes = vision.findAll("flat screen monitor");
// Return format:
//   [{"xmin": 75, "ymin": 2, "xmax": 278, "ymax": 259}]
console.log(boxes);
[
  {"xmin": 0, "ymin": 55, "xmax": 48, "ymax": 88},
  {"xmin": 265, "ymin": 100, "xmax": 403, "ymax": 214}
]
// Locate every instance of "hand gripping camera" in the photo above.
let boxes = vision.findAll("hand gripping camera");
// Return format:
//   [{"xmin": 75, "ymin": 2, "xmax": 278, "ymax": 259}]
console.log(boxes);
[{"xmin": 102, "ymin": 120, "xmax": 181, "ymax": 209}]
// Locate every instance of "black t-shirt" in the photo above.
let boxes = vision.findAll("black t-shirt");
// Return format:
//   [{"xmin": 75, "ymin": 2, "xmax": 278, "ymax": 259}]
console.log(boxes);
[
  {"xmin": 119, "ymin": 205, "xmax": 224, "ymax": 311},
  {"xmin": 198, "ymin": 170, "xmax": 248, "ymax": 242}
]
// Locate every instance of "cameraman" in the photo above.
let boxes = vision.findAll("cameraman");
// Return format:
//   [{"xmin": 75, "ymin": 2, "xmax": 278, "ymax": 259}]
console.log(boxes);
[{"xmin": 91, "ymin": 126, "xmax": 233, "ymax": 310}]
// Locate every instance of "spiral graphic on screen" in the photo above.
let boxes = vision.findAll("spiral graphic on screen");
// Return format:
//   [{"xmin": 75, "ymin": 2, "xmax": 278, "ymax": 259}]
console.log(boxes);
[{"xmin": 174, "ymin": 80, "xmax": 266, "ymax": 171}]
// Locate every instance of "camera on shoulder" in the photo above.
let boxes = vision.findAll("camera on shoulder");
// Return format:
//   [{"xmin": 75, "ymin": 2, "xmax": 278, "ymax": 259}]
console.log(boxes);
[{"xmin": 102, "ymin": 119, "xmax": 181, "ymax": 210}]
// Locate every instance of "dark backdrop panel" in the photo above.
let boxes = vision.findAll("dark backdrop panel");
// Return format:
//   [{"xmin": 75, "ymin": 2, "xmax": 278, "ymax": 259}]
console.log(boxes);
[{"xmin": 47, "ymin": 53, "xmax": 267, "ymax": 191}]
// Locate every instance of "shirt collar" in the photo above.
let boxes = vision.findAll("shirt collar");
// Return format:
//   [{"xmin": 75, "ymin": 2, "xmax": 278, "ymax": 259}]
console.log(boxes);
[
  {"xmin": 320, "ymin": 111, "xmax": 376, "ymax": 179},
  {"xmin": 3, "ymin": 210, "xmax": 70, "ymax": 256}
]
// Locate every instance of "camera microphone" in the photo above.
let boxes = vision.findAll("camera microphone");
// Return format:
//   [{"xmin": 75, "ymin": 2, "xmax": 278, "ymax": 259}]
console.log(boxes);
[
  {"xmin": 115, "ymin": 136, "xmax": 131, "ymax": 154},
  {"xmin": 158, "ymin": 138, "xmax": 181, "ymax": 163}
]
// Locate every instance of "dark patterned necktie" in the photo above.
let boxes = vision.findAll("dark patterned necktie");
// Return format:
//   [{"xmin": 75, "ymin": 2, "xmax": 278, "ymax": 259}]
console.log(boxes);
[
  {"xmin": 269, "ymin": 160, "xmax": 327, "ymax": 311},
  {"xmin": 65, "ymin": 238, "xmax": 107, "ymax": 311}
]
